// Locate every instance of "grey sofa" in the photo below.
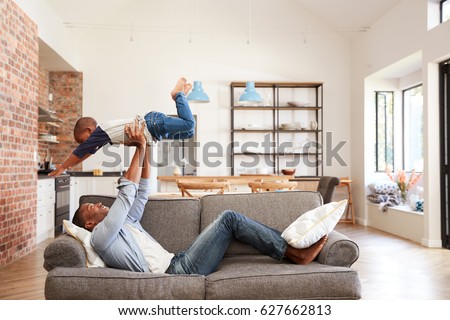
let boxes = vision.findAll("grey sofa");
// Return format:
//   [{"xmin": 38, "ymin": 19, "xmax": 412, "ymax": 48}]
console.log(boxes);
[{"xmin": 43, "ymin": 191, "xmax": 361, "ymax": 300}]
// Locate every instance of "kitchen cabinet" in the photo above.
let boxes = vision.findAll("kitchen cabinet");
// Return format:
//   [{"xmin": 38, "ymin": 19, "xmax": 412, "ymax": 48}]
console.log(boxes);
[
  {"xmin": 70, "ymin": 176, "xmax": 120, "ymax": 219},
  {"xmin": 37, "ymin": 179, "xmax": 55, "ymax": 243},
  {"xmin": 230, "ymin": 82, "xmax": 323, "ymax": 176}
]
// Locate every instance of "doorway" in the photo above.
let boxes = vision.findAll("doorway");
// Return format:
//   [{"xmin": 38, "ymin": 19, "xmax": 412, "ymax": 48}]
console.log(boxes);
[{"xmin": 440, "ymin": 59, "xmax": 450, "ymax": 249}]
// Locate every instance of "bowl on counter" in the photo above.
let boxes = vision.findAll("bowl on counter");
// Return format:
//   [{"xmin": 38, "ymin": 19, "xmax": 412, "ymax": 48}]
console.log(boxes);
[
  {"xmin": 256, "ymin": 167, "xmax": 271, "ymax": 174},
  {"xmin": 281, "ymin": 168, "xmax": 296, "ymax": 176}
]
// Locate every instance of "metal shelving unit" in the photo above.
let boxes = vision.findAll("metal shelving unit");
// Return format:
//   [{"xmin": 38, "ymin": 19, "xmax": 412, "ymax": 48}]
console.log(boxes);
[{"xmin": 230, "ymin": 82, "xmax": 323, "ymax": 176}]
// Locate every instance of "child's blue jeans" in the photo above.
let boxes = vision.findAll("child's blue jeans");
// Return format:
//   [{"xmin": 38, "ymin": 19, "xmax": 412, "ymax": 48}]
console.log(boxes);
[{"xmin": 144, "ymin": 92, "xmax": 196, "ymax": 141}]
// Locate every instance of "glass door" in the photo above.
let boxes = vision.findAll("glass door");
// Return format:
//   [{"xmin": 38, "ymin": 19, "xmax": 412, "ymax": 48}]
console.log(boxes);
[{"xmin": 440, "ymin": 59, "xmax": 450, "ymax": 249}]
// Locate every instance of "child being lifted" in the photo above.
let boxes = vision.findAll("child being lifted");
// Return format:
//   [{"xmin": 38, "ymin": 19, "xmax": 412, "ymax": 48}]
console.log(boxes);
[{"xmin": 48, "ymin": 77, "xmax": 195, "ymax": 177}]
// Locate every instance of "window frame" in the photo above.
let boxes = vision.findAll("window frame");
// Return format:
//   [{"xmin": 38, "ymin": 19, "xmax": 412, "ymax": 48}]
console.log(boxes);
[
  {"xmin": 441, "ymin": 0, "xmax": 450, "ymax": 23},
  {"xmin": 375, "ymin": 91, "xmax": 395, "ymax": 172},
  {"xmin": 402, "ymin": 84, "xmax": 423, "ymax": 173}
]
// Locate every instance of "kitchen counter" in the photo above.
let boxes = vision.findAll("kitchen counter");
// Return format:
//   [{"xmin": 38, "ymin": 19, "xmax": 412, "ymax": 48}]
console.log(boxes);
[
  {"xmin": 38, "ymin": 173, "xmax": 70, "ymax": 180},
  {"xmin": 67, "ymin": 171, "xmax": 123, "ymax": 177}
]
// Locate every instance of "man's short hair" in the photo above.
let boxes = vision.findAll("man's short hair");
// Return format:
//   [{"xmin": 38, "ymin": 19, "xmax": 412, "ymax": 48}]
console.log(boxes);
[{"xmin": 72, "ymin": 206, "xmax": 86, "ymax": 229}]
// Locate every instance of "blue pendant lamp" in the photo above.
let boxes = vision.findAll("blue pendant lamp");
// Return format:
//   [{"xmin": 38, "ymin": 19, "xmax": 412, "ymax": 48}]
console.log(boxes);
[
  {"xmin": 187, "ymin": 81, "xmax": 210, "ymax": 103},
  {"xmin": 239, "ymin": 81, "xmax": 262, "ymax": 103}
]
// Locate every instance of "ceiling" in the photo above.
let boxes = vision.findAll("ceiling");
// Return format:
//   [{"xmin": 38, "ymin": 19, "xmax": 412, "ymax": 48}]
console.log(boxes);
[
  {"xmin": 40, "ymin": 0, "xmax": 404, "ymax": 71},
  {"xmin": 44, "ymin": 0, "xmax": 403, "ymax": 34},
  {"xmin": 293, "ymin": 0, "xmax": 403, "ymax": 32}
]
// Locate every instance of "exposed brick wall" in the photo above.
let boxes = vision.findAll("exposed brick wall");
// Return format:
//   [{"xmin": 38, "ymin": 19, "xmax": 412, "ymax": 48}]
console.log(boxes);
[
  {"xmin": 37, "ymin": 69, "xmax": 83, "ymax": 169},
  {"xmin": 0, "ymin": 0, "xmax": 39, "ymax": 267},
  {"xmin": 48, "ymin": 72, "xmax": 83, "ymax": 170}
]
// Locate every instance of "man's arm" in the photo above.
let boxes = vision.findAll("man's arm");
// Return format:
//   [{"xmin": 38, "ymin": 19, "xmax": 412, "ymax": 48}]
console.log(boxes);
[
  {"xmin": 91, "ymin": 121, "xmax": 146, "ymax": 251},
  {"xmin": 127, "ymin": 144, "xmax": 151, "ymax": 222},
  {"xmin": 141, "ymin": 144, "xmax": 150, "ymax": 178}
]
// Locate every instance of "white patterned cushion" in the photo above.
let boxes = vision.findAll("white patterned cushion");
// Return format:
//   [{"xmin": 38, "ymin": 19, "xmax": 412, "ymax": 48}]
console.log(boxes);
[
  {"xmin": 281, "ymin": 200, "xmax": 347, "ymax": 249},
  {"xmin": 368, "ymin": 181, "xmax": 399, "ymax": 194}
]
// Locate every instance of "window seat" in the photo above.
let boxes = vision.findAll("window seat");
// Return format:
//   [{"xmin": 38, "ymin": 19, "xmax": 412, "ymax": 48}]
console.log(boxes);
[{"xmin": 366, "ymin": 202, "xmax": 424, "ymax": 244}]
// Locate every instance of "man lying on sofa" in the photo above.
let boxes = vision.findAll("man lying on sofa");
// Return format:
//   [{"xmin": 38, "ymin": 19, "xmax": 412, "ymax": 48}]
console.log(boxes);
[{"xmin": 72, "ymin": 120, "xmax": 327, "ymax": 276}]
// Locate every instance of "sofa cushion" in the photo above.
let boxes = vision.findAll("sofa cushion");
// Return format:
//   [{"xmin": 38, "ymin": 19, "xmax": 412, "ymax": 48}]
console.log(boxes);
[
  {"xmin": 79, "ymin": 195, "xmax": 201, "ymax": 254},
  {"xmin": 45, "ymin": 267, "xmax": 205, "ymax": 300},
  {"xmin": 205, "ymin": 255, "xmax": 361, "ymax": 300},
  {"xmin": 281, "ymin": 200, "xmax": 347, "ymax": 248},
  {"xmin": 200, "ymin": 191, "xmax": 323, "ymax": 255}
]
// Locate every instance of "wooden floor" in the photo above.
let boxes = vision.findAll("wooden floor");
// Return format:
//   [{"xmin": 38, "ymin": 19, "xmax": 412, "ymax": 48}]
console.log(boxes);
[{"xmin": 1, "ymin": 224, "xmax": 450, "ymax": 300}]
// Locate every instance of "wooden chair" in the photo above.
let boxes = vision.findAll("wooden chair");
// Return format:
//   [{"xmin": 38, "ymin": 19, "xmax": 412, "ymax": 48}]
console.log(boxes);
[
  {"xmin": 337, "ymin": 176, "xmax": 354, "ymax": 224},
  {"xmin": 177, "ymin": 179, "xmax": 230, "ymax": 197},
  {"xmin": 248, "ymin": 181, "xmax": 297, "ymax": 193}
]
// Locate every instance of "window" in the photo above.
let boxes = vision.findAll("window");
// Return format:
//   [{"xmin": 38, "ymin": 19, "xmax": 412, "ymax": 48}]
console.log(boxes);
[
  {"xmin": 403, "ymin": 85, "xmax": 423, "ymax": 172},
  {"xmin": 375, "ymin": 91, "xmax": 394, "ymax": 172},
  {"xmin": 442, "ymin": 0, "xmax": 450, "ymax": 23}
]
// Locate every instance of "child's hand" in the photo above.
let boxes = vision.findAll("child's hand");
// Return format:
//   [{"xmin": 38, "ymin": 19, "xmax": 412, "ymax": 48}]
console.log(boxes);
[
  {"xmin": 48, "ymin": 165, "xmax": 66, "ymax": 177},
  {"xmin": 125, "ymin": 119, "xmax": 146, "ymax": 148}
]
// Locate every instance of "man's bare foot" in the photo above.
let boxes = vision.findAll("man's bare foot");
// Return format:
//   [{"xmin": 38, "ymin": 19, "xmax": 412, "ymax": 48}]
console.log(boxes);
[
  {"xmin": 171, "ymin": 77, "xmax": 187, "ymax": 100},
  {"xmin": 284, "ymin": 235, "xmax": 328, "ymax": 265}
]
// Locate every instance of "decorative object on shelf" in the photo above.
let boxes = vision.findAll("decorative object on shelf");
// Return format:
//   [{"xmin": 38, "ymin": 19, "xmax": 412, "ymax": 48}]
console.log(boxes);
[
  {"xmin": 239, "ymin": 81, "xmax": 262, "ymax": 103},
  {"xmin": 280, "ymin": 122, "xmax": 300, "ymax": 130},
  {"xmin": 309, "ymin": 120, "xmax": 318, "ymax": 130},
  {"xmin": 287, "ymin": 101, "xmax": 310, "ymax": 107},
  {"xmin": 242, "ymin": 124, "xmax": 263, "ymax": 130},
  {"xmin": 409, "ymin": 194, "xmax": 420, "ymax": 210},
  {"xmin": 187, "ymin": 80, "xmax": 210, "ymax": 103},
  {"xmin": 386, "ymin": 168, "xmax": 422, "ymax": 204},
  {"xmin": 415, "ymin": 199, "xmax": 424, "ymax": 212}
]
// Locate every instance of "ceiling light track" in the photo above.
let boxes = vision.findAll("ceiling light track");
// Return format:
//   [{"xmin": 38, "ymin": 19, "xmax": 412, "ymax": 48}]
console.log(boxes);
[{"xmin": 63, "ymin": 22, "xmax": 370, "ymax": 35}]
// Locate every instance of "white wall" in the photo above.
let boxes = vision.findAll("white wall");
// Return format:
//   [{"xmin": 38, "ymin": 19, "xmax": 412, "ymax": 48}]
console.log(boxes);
[
  {"xmin": 58, "ymin": 0, "xmax": 353, "ymax": 178},
  {"xmin": 352, "ymin": 0, "xmax": 450, "ymax": 246},
  {"xmin": 15, "ymin": 0, "xmax": 79, "ymax": 69}
]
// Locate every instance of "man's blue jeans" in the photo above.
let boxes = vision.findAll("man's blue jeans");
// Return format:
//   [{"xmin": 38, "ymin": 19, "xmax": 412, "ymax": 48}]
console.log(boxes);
[
  {"xmin": 166, "ymin": 210, "xmax": 288, "ymax": 276},
  {"xmin": 144, "ymin": 92, "xmax": 196, "ymax": 141}
]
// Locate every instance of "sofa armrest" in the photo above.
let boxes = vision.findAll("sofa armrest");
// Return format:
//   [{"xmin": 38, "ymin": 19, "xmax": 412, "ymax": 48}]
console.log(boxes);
[
  {"xmin": 316, "ymin": 230, "xmax": 359, "ymax": 268},
  {"xmin": 43, "ymin": 234, "xmax": 87, "ymax": 271}
]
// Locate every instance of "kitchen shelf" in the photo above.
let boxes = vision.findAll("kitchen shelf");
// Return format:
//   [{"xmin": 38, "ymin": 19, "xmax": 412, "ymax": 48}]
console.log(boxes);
[
  {"xmin": 38, "ymin": 107, "xmax": 63, "ymax": 123},
  {"xmin": 38, "ymin": 139, "xmax": 59, "ymax": 144},
  {"xmin": 230, "ymin": 82, "xmax": 323, "ymax": 176},
  {"xmin": 38, "ymin": 107, "xmax": 63, "ymax": 144}
]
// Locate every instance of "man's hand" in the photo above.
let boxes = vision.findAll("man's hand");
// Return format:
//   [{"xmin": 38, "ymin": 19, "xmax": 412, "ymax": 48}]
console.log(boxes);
[
  {"xmin": 48, "ymin": 164, "xmax": 66, "ymax": 177},
  {"xmin": 124, "ymin": 120, "xmax": 147, "ymax": 183}
]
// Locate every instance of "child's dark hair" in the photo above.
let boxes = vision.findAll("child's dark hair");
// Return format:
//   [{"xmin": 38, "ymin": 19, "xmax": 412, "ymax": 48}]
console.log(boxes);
[{"xmin": 74, "ymin": 117, "xmax": 97, "ymax": 139}]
